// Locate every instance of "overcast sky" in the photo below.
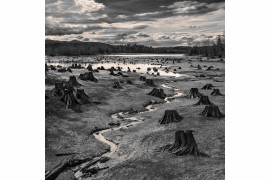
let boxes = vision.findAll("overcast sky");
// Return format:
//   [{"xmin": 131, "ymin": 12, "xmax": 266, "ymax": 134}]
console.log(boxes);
[{"xmin": 45, "ymin": 0, "xmax": 225, "ymax": 47}]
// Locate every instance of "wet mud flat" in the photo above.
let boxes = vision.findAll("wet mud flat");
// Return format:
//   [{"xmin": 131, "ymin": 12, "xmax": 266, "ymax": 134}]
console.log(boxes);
[{"xmin": 45, "ymin": 55, "xmax": 225, "ymax": 180}]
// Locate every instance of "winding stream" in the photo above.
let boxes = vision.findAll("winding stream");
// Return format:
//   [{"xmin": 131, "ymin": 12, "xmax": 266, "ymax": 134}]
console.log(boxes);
[{"xmin": 74, "ymin": 83, "xmax": 183, "ymax": 179}]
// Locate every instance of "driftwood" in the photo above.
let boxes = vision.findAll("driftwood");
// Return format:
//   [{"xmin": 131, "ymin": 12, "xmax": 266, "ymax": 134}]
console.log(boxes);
[
  {"xmin": 194, "ymin": 95, "xmax": 212, "ymax": 105},
  {"xmin": 52, "ymin": 82, "xmax": 65, "ymax": 97},
  {"xmin": 76, "ymin": 89, "xmax": 90, "ymax": 104},
  {"xmin": 161, "ymin": 130, "xmax": 207, "ymax": 156},
  {"xmin": 186, "ymin": 88, "xmax": 202, "ymax": 99},
  {"xmin": 202, "ymin": 84, "xmax": 213, "ymax": 89},
  {"xmin": 45, "ymin": 157, "xmax": 73, "ymax": 180},
  {"xmin": 79, "ymin": 72, "xmax": 98, "ymax": 82},
  {"xmin": 159, "ymin": 110, "xmax": 183, "ymax": 124},
  {"xmin": 200, "ymin": 105, "xmax": 224, "ymax": 118},
  {"xmin": 211, "ymin": 89, "xmax": 224, "ymax": 96},
  {"xmin": 61, "ymin": 89, "xmax": 80, "ymax": 108},
  {"xmin": 147, "ymin": 88, "xmax": 166, "ymax": 99},
  {"xmin": 113, "ymin": 82, "xmax": 123, "ymax": 89},
  {"xmin": 67, "ymin": 76, "xmax": 82, "ymax": 87},
  {"xmin": 145, "ymin": 79, "xmax": 156, "ymax": 87}
]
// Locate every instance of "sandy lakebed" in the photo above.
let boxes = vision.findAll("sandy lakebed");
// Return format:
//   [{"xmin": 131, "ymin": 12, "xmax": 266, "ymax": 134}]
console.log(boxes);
[{"xmin": 45, "ymin": 54, "xmax": 225, "ymax": 180}]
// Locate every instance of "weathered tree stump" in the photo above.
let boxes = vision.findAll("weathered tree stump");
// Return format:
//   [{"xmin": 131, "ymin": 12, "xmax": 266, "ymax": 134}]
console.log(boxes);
[
  {"xmin": 127, "ymin": 67, "xmax": 131, "ymax": 72},
  {"xmin": 117, "ymin": 67, "xmax": 122, "ymax": 71},
  {"xmin": 153, "ymin": 68, "xmax": 158, "ymax": 72},
  {"xmin": 145, "ymin": 79, "xmax": 156, "ymax": 87},
  {"xmin": 140, "ymin": 76, "xmax": 146, "ymax": 81},
  {"xmin": 159, "ymin": 110, "xmax": 183, "ymax": 124},
  {"xmin": 157, "ymin": 72, "xmax": 160, "ymax": 76},
  {"xmin": 133, "ymin": 70, "xmax": 136, "ymax": 72},
  {"xmin": 197, "ymin": 65, "xmax": 202, "ymax": 70},
  {"xmin": 87, "ymin": 64, "xmax": 93, "ymax": 71},
  {"xmin": 186, "ymin": 88, "xmax": 202, "ymax": 99},
  {"xmin": 79, "ymin": 72, "xmax": 98, "ymax": 82},
  {"xmin": 100, "ymin": 66, "xmax": 105, "ymax": 70},
  {"xmin": 200, "ymin": 105, "xmax": 224, "ymax": 118},
  {"xmin": 211, "ymin": 89, "xmax": 224, "ymax": 96},
  {"xmin": 194, "ymin": 95, "xmax": 212, "ymax": 105},
  {"xmin": 202, "ymin": 84, "xmax": 213, "ymax": 89},
  {"xmin": 52, "ymin": 82, "xmax": 65, "ymax": 97},
  {"xmin": 147, "ymin": 67, "xmax": 151, "ymax": 71},
  {"xmin": 67, "ymin": 76, "xmax": 82, "ymax": 87},
  {"xmin": 76, "ymin": 89, "xmax": 90, "ymax": 104},
  {"xmin": 161, "ymin": 130, "xmax": 207, "ymax": 156},
  {"xmin": 61, "ymin": 89, "xmax": 80, "ymax": 108},
  {"xmin": 147, "ymin": 88, "xmax": 166, "ymax": 99},
  {"xmin": 113, "ymin": 82, "xmax": 123, "ymax": 89},
  {"xmin": 50, "ymin": 65, "xmax": 56, "ymax": 70},
  {"xmin": 206, "ymin": 66, "xmax": 214, "ymax": 71},
  {"xmin": 109, "ymin": 68, "xmax": 116, "ymax": 76}
]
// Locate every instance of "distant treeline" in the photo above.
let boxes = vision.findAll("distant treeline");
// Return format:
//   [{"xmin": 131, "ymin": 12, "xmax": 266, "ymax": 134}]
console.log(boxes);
[{"xmin": 45, "ymin": 37, "xmax": 225, "ymax": 57}]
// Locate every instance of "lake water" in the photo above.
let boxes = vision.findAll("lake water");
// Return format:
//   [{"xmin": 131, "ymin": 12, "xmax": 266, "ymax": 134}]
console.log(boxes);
[{"xmin": 46, "ymin": 54, "xmax": 186, "ymax": 77}]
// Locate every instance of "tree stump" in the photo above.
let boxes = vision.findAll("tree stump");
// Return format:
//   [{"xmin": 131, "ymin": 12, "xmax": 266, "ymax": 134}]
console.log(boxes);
[
  {"xmin": 159, "ymin": 110, "xmax": 183, "ymax": 124},
  {"xmin": 76, "ymin": 89, "xmax": 90, "ymax": 104},
  {"xmin": 161, "ymin": 130, "xmax": 206, "ymax": 156},
  {"xmin": 127, "ymin": 67, "xmax": 131, "ymax": 72},
  {"xmin": 113, "ymin": 82, "xmax": 123, "ymax": 89},
  {"xmin": 197, "ymin": 65, "xmax": 202, "ymax": 70},
  {"xmin": 117, "ymin": 67, "xmax": 122, "ymax": 71},
  {"xmin": 200, "ymin": 105, "xmax": 224, "ymax": 118},
  {"xmin": 194, "ymin": 95, "xmax": 212, "ymax": 105},
  {"xmin": 178, "ymin": 67, "xmax": 181, "ymax": 69},
  {"xmin": 127, "ymin": 80, "xmax": 133, "ymax": 85},
  {"xmin": 202, "ymin": 84, "xmax": 213, "ymax": 89},
  {"xmin": 87, "ymin": 64, "xmax": 93, "ymax": 71},
  {"xmin": 109, "ymin": 68, "xmax": 116, "ymax": 76},
  {"xmin": 50, "ymin": 65, "xmax": 56, "ymax": 70},
  {"xmin": 79, "ymin": 72, "xmax": 98, "ymax": 82},
  {"xmin": 61, "ymin": 89, "xmax": 80, "ymax": 108},
  {"xmin": 67, "ymin": 67, "xmax": 72, "ymax": 73},
  {"xmin": 67, "ymin": 76, "xmax": 82, "ymax": 87},
  {"xmin": 147, "ymin": 88, "xmax": 166, "ymax": 99},
  {"xmin": 206, "ymin": 66, "xmax": 214, "ymax": 71},
  {"xmin": 186, "ymin": 88, "xmax": 202, "ymax": 99},
  {"xmin": 211, "ymin": 89, "xmax": 224, "ymax": 96},
  {"xmin": 153, "ymin": 68, "xmax": 158, "ymax": 72},
  {"xmin": 140, "ymin": 76, "xmax": 146, "ymax": 81},
  {"xmin": 147, "ymin": 67, "xmax": 151, "ymax": 71},
  {"xmin": 58, "ymin": 68, "xmax": 67, "ymax": 72},
  {"xmin": 133, "ymin": 70, "xmax": 136, "ymax": 72},
  {"xmin": 157, "ymin": 72, "xmax": 160, "ymax": 76},
  {"xmin": 145, "ymin": 79, "xmax": 156, "ymax": 87},
  {"xmin": 52, "ymin": 82, "xmax": 65, "ymax": 97},
  {"xmin": 100, "ymin": 66, "xmax": 105, "ymax": 70}
]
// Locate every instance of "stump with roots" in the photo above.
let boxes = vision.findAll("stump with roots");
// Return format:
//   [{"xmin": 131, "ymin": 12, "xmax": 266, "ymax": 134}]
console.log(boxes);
[
  {"xmin": 211, "ymin": 89, "xmax": 224, "ymax": 96},
  {"xmin": 147, "ymin": 88, "xmax": 166, "ymax": 99},
  {"xmin": 145, "ymin": 79, "xmax": 156, "ymax": 87},
  {"xmin": 200, "ymin": 105, "xmax": 224, "ymax": 118},
  {"xmin": 202, "ymin": 84, "xmax": 213, "ymax": 89},
  {"xmin": 161, "ymin": 130, "xmax": 207, "ymax": 156},
  {"xmin": 186, "ymin": 88, "xmax": 202, "ymax": 99},
  {"xmin": 197, "ymin": 65, "xmax": 202, "ymax": 70},
  {"xmin": 159, "ymin": 110, "xmax": 183, "ymax": 124},
  {"xmin": 79, "ymin": 72, "xmax": 98, "ymax": 82},
  {"xmin": 76, "ymin": 89, "xmax": 91, "ymax": 104},
  {"xmin": 140, "ymin": 76, "xmax": 146, "ymax": 81},
  {"xmin": 67, "ymin": 76, "xmax": 82, "ymax": 87},
  {"xmin": 194, "ymin": 95, "xmax": 212, "ymax": 105},
  {"xmin": 100, "ymin": 66, "xmax": 105, "ymax": 70},
  {"xmin": 52, "ymin": 82, "xmax": 65, "ymax": 97},
  {"xmin": 61, "ymin": 89, "xmax": 80, "ymax": 108},
  {"xmin": 113, "ymin": 82, "xmax": 123, "ymax": 89},
  {"xmin": 87, "ymin": 64, "xmax": 93, "ymax": 71}
]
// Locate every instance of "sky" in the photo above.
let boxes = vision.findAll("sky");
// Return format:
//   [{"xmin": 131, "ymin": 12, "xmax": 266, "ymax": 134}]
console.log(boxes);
[{"xmin": 45, "ymin": 0, "xmax": 225, "ymax": 47}]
